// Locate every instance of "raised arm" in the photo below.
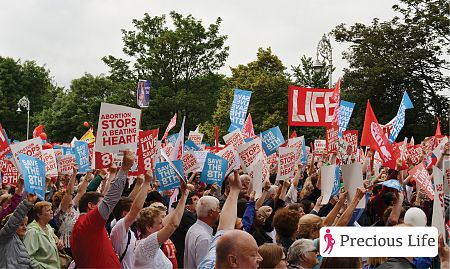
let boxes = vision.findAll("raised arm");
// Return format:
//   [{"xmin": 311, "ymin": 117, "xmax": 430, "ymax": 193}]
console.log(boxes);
[
  {"xmin": 98, "ymin": 151, "xmax": 134, "ymax": 220},
  {"xmin": 157, "ymin": 181, "xmax": 188, "ymax": 244},
  {"xmin": 127, "ymin": 175, "xmax": 144, "ymax": 200},
  {"xmin": 335, "ymin": 188, "xmax": 366, "ymax": 226},
  {"xmin": 73, "ymin": 172, "xmax": 93, "ymax": 208},
  {"xmin": 255, "ymin": 180, "xmax": 270, "ymax": 210},
  {"xmin": 218, "ymin": 170, "xmax": 242, "ymax": 231},
  {"xmin": 0, "ymin": 178, "xmax": 24, "ymax": 221},
  {"xmin": 386, "ymin": 191, "xmax": 404, "ymax": 226},
  {"xmin": 60, "ymin": 167, "xmax": 77, "ymax": 213},
  {"xmin": 123, "ymin": 173, "xmax": 150, "ymax": 230},
  {"xmin": 323, "ymin": 191, "xmax": 347, "ymax": 226},
  {"xmin": 0, "ymin": 194, "xmax": 36, "ymax": 240}
]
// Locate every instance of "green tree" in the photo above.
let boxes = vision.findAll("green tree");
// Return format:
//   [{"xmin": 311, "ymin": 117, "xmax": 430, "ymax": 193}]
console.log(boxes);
[
  {"xmin": 202, "ymin": 48, "xmax": 291, "ymax": 143},
  {"xmin": 291, "ymin": 55, "xmax": 330, "ymax": 88},
  {"xmin": 36, "ymin": 74, "xmax": 133, "ymax": 142},
  {"xmin": 102, "ymin": 11, "xmax": 229, "ymax": 134},
  {"xmin": 0, "ymin": 57, "xmax": 60, "ymax": 140},
  {"xmin": 333, "ymin": 0, "xmax": 449, "ymax": 141}
]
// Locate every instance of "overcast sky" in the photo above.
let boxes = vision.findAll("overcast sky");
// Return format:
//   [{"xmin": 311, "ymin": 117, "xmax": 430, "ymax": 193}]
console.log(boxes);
[{"xmin": 0, "ymin": 0, "xmax": 398, "ymax": 89}]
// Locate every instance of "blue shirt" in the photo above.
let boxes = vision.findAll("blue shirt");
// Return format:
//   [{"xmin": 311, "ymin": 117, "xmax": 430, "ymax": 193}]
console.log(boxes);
[{"xmin": 198, "ymin": 230, "xmax": 225, "ymax": 269}]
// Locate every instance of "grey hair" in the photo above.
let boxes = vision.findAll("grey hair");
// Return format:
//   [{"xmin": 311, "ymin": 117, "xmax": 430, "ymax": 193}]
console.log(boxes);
[
  {"xmin": 287, "ymin": 239, "xmax": 315, "ymax": 265},
  {"xmin": 196, "ymin": 195, "xmax": 219, "ymax": 218}
]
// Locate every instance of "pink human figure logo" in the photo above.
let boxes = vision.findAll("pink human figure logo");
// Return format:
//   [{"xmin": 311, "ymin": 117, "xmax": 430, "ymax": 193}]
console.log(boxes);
[{"xmin": 323, "ymin": 229, "xmax": 336, "ymax": 254}]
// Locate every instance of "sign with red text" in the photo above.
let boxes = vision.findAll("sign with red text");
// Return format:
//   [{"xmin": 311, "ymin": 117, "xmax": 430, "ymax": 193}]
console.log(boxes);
[
  {"xmin": 223, "ymin": 129, "xmax": 245, "ymax": 149},
  {"xmin": 182, "ymin": 151, "xmax": 200, "ymax": 175},
  {"xmin": 57, "ymin": 154, "xmax": 76, "ymax": 175},
  {"xmin": 326, "ymin": 125, "xmax": 339, "ymax": 153},
  {"xmin": 194, "ymin": 151, "xmax": 208, "ymax": 172},
  {"xmin": 288, "ymin": 136, "xmax": 305, "ymax": 165},
  {"xmin": 216, "ymin": 145, "xmax": 239, "ymax": 176},
  {"xmin": 10, "ymin": 138, "xmax": 43, "ymax": 173},
  {"xmin": 276, "ymin": 147, "xmax": 297, "ymax": 181},
  {"xmin": 94, "ymin": 152, "xmax": 113, "ymax": 169},
  {"xmin": 288, "ymin": 86, "xmax": 339, "ymax": 126},
  {"xmin": 137, "ymin": 129, "xmax": 159, "ymax": 174},
  {"xmin": 407, "ymin": 144, "xmax": 423, "ymax": 165},
  {"xmin": 237, "ymin": 137, "xmax": 264, "ymax": 173},
  {"xmin": 95, "ymin": 102, "xmax": 141, "ymax": 154},
  {"xmin": 1, "ymin": 160, "xmax": 18, "ymax": 185},
  {"xmin": 188, "ymin": 131, "xmax": 203, "ymax": 146},
  {"xmin": 342, "ymin": 130, "xmax": 358, "ymax": 154},
  {"xmin": 409, "ymin": 163, "xmax": 434, "ymax": 200},
  {"xmin": 42, "ymin": 149, "xmax": 58, "ymax": 177},
  {"xmin": 314, "ymin": 140, "xmax": 326, "ymax": 155},
  {"xmin": 431, "ymin": 166, "xmax": 445, "ymax": 236}
]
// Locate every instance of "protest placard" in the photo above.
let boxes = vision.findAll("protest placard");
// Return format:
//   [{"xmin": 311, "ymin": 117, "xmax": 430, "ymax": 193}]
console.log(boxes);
[
  {"xmin": 326, "ymin": 125, "xmax": 339, "ymax": 153},
  {"xmin": 261, "ymin": 126, "xmax": 284, "ymax": 156},
  {"xmin": 276, "ymin": 147, "xmax": 297, "ymax": 181},
  {"xmin": 200, "ymin": 153, "xmax": 228, "ymax": 187},
  {"xmin": 431, "ymin": 166, "xmax": 445, "ymax": 236},
  {"xmin": 338, "ymin": 100, "xmax": 355, "ymax": 135},
  {"xmin": 42, "ymin": 149, "xmax": 58, "ymax": 177},
  {"xmin": 94, "ymin": 152, "xmax": 113, "ymax": 169},
  {"xmin": 1, "ymin": 160, "xmax": 18, "ymax": 186},
  {"xmin": 194, "ymin": 151, "xmax": 208, "ymax": 172},
  {"xmin": 248, "ymin": 159, "xmax": 263, "ymax": 199},
  {"xmin": 54, "ymin": 148, "xmax": 63, "ymax": 158},
  {"xmin": 242, "ymin": 113, "xmax": 255, "ymax": 139},
  {"xmin": 216, "ymin": 146, "xmax": 239, "ymax": 176},
  {"xmin": 237, "ymin": 137, "xmax": 264, "ymax": 173},
  {"xmin": 80, "ymin": 128, "xmax": 96, "ymax": 144},
  {"xmin": 432, "ymin": 136, "xmax": 448, "ymax": 160},
  {"xmin": 74, "ymin": 141, "xmax": 90, "ymax": 173},
  {"xmin": 408, "ymin": 163, "xmax": 434, "ymax": 200},
  {"xmin": 182, "ymin": 151, "xmax": 200, "ymax": 175},
  {"xmin": 223, "ymin": 129, "xmax": 245, "ymax": 149},
  {"xmin": 288, "ymin": 86, "xmax": 339, "ymax": 126},
  {"xmin": 18, "ymin": 154, "xmax": 46, "ymax": 200},
  {"xmin": 228, "ymin": 89, "xmax": 252, "ymax": 132},
  {"xmin": 57, "ymin": 154, "xmax": 75, "ymax": 175},
  {"xmin": 137, "ymin": 129, "xmax": 159, "ymax": 174},
  {"xmin": 341, "ymin": 162, "xmax": 365, "ymax": 209},
  {"xmin": 184, "ymin": 139, "xmax": 201, "ymax": 152},
  {"xmin": 342, "ymin": 130, "xmax": 358, "ymax": 154},
  {"xmin": 154, "ymin": 160, "xmax": 184, "ymax": 191},
  {"xmin": 170, "ymin": 116, "xmax": 185, "ymax": 161},
  {"xmin": 0, "ymin": 123, "xmax": 11, "ymax": 159},
  {"xmin": 320, "ymin": 164, "xmax": 336, "ymax": 205},
  {"xmin": 314, "ymin": 140, "xmax": 326, "ymax": 155},
  {"xmin": 188, "ymin": 131, "xmax": 203, "ymax": 146},
  {"xmin": 388, "ymin": 91, "xmax": 414, "ymax": 143},
  {"xmin": 95, "ymin": 102, "xmax": 141, "ymax": 154},
  {"xmin": 10, "ymin": 137, "xmax": 43, "ymax": 173},
  {"xmin": 407, "ymin": 144, "xmax": 423, "ymax": 165},
  {"xmin": 167, "ymin": 133, "xmax": 179, "ymax": 146},
  {"xmin": 137, "ymin": 79, "xmax": 151, "ymax": 108}
]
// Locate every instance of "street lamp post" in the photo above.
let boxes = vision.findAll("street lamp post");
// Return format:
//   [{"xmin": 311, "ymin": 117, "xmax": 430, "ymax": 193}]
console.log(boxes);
[
  {"xmin": 313, "ymin": 34, "xmax": 333, "ymax": 88},
  {"xmin": 17, "ymin": 96, "xmax": 30, "ymax": 140}
]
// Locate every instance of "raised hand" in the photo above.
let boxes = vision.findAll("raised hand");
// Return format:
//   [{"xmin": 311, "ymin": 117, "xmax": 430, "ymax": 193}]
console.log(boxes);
[
  {"xmin": 228, "ymin": 170, "xmax": 242, "ymax": 192},
  {"xmin": 121, "ymin": 150, "xmax": 135, "ymax": 170}
]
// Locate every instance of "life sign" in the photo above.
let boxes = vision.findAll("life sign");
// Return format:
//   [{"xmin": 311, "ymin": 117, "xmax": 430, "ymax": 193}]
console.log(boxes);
[{"xmin": 288, "ymin": 85, "xmax": 338, "ymax": 126}]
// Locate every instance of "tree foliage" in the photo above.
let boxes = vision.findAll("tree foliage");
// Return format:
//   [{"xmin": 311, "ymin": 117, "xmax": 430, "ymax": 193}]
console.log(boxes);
[
  {"xmin": 0, "ymin": 57, "xmax": 60, "ymax": 140},
  {"xmin": 291, "ymin": 55, "xmax": 330, "ymax": 89},
  {"xmin": 102, "ymin": 11, "xmax": 229, "ymax": 134},
  {"xmin": 333, "ymin": 0, "xmax": 449, "ymax": 141}
]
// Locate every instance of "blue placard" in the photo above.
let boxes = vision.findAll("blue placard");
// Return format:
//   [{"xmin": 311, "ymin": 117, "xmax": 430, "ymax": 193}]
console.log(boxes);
[
  {"xmin": 62, "ymin": 147, "xmax": 74, "ymax": 155},
  {"xmin": 74, "ymin": 141, "xmax": 90, "ymax": 173},
  {"xmin": 18, "ymin": 154, "xmax": 46, "ymax": 200},
  {"xmin": 300, "ymin": 140, "xmax": 307, "ymax": 165},
  {"xmin": 338, "ymin": 100, "xmax": 355, "ymax": 136},
  {"xmin": 388, "ymin": 91, "xmax": 414, "ymax": 143},
  {"xmin": 261, "ymin": 126, "xmax": 284, "ymax": 156},
  {"xmin": 380, "ymin": 179, "xmax": 403, "ymax": 191},
  {"xmin": 154, "ymin": 160, "xmax": 184, "ymax": 191},
  {"xmin": 167, "ymin": 133, "xmax": 179, "ymax": 145},
  {"xmin": 200, "ymin": 153, "xmax": 229, "ymax": 187},
  {"xmin": 228, "ymin": 89, "xmax": 252, "ymax": 132},
  {"xmin": 331, "ymin": 166, "xmax": 341, "ymax": 198},
  {"xmin": 184, "ymin": 139, "xmax": 201, "ymax": 152},
  {"xmin": 137, "ymin": 80, "xmax": 151, "ymax": 108}
]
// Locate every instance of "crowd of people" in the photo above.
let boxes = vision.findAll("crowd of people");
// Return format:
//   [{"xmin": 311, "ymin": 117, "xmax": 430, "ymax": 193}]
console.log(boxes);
[{"xmin": 0, "ymin": 140, "xmax": 449, "ymax": 269}]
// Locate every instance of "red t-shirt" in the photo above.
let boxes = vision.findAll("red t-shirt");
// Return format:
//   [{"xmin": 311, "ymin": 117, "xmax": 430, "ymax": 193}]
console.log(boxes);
[
  {"xmin": 163, "ymin": 239, "xmax": 178, "ymax": 269},
  {"xmin": 70, "ymin": 208, "xmax": 121, "ymax": 268}
]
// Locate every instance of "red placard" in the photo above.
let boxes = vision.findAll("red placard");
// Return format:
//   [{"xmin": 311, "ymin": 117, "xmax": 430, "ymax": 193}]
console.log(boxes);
[
  {"xmin": 137, "ymin": 129, "xmax": 159, "ymax": 174},
  {"xmin": 342, "ymin": 130, "xmax": 358, "ymax": 154},
  {"xmin": 95, "ymin": 152, "xmax": 113, "ymax": 169},
  {"xmin": 288, "ymin": 85, "xmax": 338, "ymax": 126},
  {"xmin": 1, "ymin": 160, "xmax": 18, "ymax": 186},
  {"xmin": 326, "ymin": 125, "xmax": 339, "ymax": 153}
]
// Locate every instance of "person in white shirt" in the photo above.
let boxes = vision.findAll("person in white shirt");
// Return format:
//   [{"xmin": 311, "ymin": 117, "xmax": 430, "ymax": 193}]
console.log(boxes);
[
  {"xmin": 184, "ymin": 196, "xmax": 220, "ymax": 268},
  {"xmin": 134, "ymin": 181, "xmax": 188, "ymax": 269},
  {"xmin": 110, "ymin": 173, "xmax": 151, "ymax": 269}
]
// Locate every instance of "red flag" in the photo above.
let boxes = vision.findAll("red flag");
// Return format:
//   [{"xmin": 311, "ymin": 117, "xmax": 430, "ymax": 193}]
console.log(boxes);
[
  {"xmin": 331, "ymin": 79, "xmax": 341, "ymax": 126},
  {"xmin": 162, "ymin": 114, "xmax": 177, "ymax": 141},
  {"xmin": 290, "ymin": 130, "xmax": 297, "ymax": 139},
  {"xmin": 435, "ymin": 117, "xmax": 442, "ymax": 136},
  {"xmin": 0, "ymin": 124, "xmax": 11, "ymax": 159},
  {"xmin": 242, "ymin": 114, "xmax": 255, "ymax": 139},
  {"xmin": 361, "ymin": 100, "xmax": 399, "ymax": 169},
  {"xmin": 32, "ymin": 125, "xmax": 45, "ymax": 138}
]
